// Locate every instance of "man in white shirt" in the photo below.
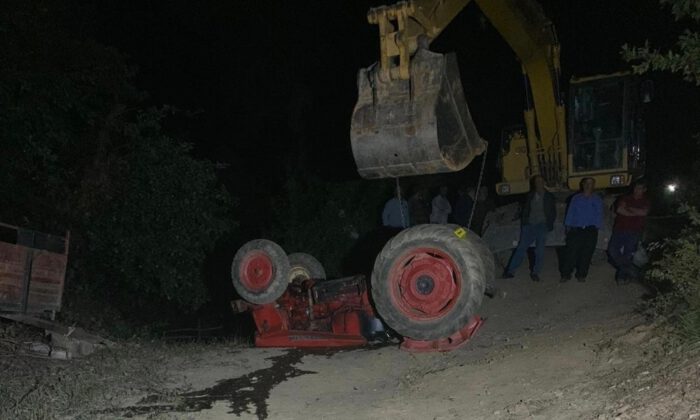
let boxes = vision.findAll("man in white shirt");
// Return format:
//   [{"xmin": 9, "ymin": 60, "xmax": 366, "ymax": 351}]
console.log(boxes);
[{"xmin": 430, "ymin": 186, "xmax": 451, "ymax": 224}]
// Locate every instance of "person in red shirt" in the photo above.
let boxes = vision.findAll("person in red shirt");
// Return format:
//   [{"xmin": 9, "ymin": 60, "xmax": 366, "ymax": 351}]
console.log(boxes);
[{"xmin": 608, "ymin": 180, "xmax": 650, "ymax": 284}]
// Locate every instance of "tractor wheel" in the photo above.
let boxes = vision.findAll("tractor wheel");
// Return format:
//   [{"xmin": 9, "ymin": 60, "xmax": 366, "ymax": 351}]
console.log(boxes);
[
  {"xmin": 371, "ymin": 224, "xmax": 487, "ymax": 340},
  {"xmin": 467, "ymin": 229, "xmax": 496, "ymax": 283},
  {"xmin": 231, "ymin": 239, "xmax": 290, "ymax": 304},
  {"xmin": 288, "ymin": 253, "xmax": 326, "ymax": 282}
]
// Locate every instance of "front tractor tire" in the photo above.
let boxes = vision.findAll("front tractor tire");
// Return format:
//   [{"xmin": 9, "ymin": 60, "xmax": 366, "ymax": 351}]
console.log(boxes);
[
  {"xmin": 231, "ymin": 239, "xmax": 290, "ymax": 304},
  {"xmin": 371, "ymin": 224, "xmax": 491, "ymax": 341}
]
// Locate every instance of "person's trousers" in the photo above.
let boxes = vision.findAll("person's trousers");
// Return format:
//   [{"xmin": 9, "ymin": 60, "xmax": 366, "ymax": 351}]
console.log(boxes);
[
  {"xmin": 561, "ymin": 227, "xmax": 598, "ymax": 279},
  {"xmin": 507, "ymin": 223, "xmax": 548, "ymax": 275},
  {"xmin": 607, "ymin": 230, "xmax": 641, "ymax": 280}
]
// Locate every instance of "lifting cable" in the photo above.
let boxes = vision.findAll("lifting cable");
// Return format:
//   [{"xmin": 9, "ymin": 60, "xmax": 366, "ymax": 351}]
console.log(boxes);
[
  {"xmin": 395, "ymin": 143, "xmax": 488, "ymax": 231},
  {"xmin": 467, "ymin": 144, "xmax": 489, "ymax": 231},
  {"xmin": 396, "ymin": 177, "xmax": 408, "ymax": 228}
]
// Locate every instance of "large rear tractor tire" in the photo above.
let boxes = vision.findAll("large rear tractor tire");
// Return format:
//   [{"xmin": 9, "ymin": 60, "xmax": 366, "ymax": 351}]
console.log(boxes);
[
  {"xmin": 232, "ymin": 239, "xmax": 290, "ymax": 304},
  {"xmin": 371, "ymin": 224, "xmax": 490, "ymax": 340},
  {"xmin": 467, "ymin": 229, "xmax": 496, "ymax": 283},
  {"xmin": 288, "ymin": 252, "xmax": 327, "ymax": 282}
]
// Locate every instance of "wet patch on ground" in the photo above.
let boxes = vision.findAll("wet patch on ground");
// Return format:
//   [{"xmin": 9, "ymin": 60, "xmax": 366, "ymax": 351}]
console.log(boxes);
[{"xmin": 102, "ymin": 349, "xmax": 316, "ymax": 419}]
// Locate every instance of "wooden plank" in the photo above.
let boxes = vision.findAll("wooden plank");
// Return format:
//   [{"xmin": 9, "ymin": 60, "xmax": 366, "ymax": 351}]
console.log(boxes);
[{"xmin": 0, "ymin": 228, "xmax": 68, "ymax": 314}]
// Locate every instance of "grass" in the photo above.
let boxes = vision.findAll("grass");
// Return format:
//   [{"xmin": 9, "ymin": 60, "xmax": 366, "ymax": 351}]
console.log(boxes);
[{"xmin": 679, "ymin": 308, "xmax": 700, "ymax": 344}]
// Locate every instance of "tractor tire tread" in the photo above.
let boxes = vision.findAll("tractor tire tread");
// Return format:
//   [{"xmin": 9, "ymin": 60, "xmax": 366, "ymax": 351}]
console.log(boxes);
[
  {"xmin": 231, "ymin": 239, "xmax": 290, "ymax": 304},
  {"xmin": 371, "ymin": 224, "xmax": 490, "ymax": 340}
]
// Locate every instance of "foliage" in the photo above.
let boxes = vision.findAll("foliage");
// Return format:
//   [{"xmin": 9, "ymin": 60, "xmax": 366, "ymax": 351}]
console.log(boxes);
[
  {"xmin": 623, "ymin": 0, "xmax": 700, "ymax": 342},
  {"xmin": 645, "ymin": 205, "xmax": 700, "ymax": 341},
  {"xmin": 645, "ymin": 206, "xmax": 700, "ymax": 304},
  {"xmin": 269, "ymin": 176, "xmax": 391, "ymax": 277},
  {"xmin": 0, "ymin": 1, "xmax": 234, "ymax": 321},
  {"xmin": 76, "ymin": 109, "xmax": 233, "ymax": 312},
  {"xmin": 622, "ymin": 0, "xmax": 700, "ymax": 84}
]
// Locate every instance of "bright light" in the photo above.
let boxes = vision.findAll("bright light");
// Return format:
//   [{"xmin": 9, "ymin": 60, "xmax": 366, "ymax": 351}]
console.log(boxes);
[{"xmin": 666, "ymin": 183, "xmax": 678, "ymax": 193}]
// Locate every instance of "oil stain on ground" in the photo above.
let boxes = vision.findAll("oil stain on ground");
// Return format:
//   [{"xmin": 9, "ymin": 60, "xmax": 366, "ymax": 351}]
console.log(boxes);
[{"xmin": 112, "ymin": 349, "xmax": 315, "ymax": 419}]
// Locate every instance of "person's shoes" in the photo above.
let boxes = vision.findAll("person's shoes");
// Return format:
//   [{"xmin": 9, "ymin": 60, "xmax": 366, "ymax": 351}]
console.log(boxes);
[
  {"xmin": 530, "ymin": 273, "xmax": 541, "ymax": 282},
  {"xmin": 502, "ymin": 271, "xmax": 515, "ymax": 279},
  {"xmin": 560, "ymin": 275, "xmax": 571, "ymax": 283},
  {"xmin": 577, "ymin": 276, "xmax": 587, "ymax": 283}
]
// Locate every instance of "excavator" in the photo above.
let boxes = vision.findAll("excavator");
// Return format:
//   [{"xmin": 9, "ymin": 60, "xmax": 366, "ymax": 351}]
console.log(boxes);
[
  {"xmin": 228, "ymin": 0, "xmax": 648, "ymax": 352},
  {"xmin": 351, "ymin": 0, "xmax": 648, "ymax": 253},
  {"xmin": 346, "ymin": 0, "xmax": 648, "ymax": 348}
]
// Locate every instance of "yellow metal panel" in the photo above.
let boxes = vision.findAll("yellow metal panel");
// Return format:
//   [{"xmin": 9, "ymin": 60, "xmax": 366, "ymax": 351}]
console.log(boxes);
[
  {"xmin": 475, "ymin": 0, "xmax": 567, "ymax": 189},
  {"xmin": 496, "ymin": 180, "xmax": 530, "ymax": 195},
  {"xmin": 501, "ymin": 131, "xmax": 530, "ymax": 185},
  {"xmin": 368, "ymin": 0, "xmax": 473, "ymax": 81}
]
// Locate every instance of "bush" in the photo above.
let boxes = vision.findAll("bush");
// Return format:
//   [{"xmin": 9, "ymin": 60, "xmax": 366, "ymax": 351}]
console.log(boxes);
[
  {"xmin": 76, "ymin": 110, "xmax": 233, "ymax": 313},
  {"xmin": 647, "ymin": 207, "xmax": 700, "ymax": 313},
  {"xmin": 645, "ymin": 205, "xmax": 700, "ymax": 340}
]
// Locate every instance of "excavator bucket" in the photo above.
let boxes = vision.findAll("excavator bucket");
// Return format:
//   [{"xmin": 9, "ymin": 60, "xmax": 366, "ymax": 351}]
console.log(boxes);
[{"xmin": 351, "ymin": 50, "xmax": 486, "ymax": 179}]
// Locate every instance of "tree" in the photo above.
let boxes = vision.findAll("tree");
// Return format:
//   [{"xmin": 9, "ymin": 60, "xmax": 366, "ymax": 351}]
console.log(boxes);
[
  {"xmin": 622, "ymin": 0, "xmax": 700, "ymax": 341},
  {"xmin": 622, "ymin": 0, "xmax": 700, "ymax": 84},
  {"xmin": 0, "ymin": 1, "xmax": 234, "ymax": 323}
]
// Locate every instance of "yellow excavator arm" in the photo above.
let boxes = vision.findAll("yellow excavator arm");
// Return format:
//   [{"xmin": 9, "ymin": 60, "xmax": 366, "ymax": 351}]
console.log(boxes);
[{"xmin": 354, "ymin": 0, "xmax": 567, "ymax": 191}]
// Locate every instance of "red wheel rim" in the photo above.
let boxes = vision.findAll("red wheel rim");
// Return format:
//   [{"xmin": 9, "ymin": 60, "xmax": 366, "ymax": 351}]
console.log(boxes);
[
  {"xmin": 239, "ymin": 251, "xmax": 274, "ymax": 292},
  {"xmin": 387, "ymin": 247, "xmax": 462, "ymax": 321}
]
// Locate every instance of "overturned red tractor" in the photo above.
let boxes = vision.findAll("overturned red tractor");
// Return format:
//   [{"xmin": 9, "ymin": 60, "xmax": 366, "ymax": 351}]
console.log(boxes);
[{"xmin": 231, "ymin": 224, "xmax": 494, "ymax": 352}]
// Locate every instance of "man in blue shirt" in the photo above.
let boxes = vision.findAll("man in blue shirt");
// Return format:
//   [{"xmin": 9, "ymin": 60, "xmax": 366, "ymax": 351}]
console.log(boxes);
[
  {"xmin": 382, "ymin": 185, "xmax": 410, "ymax": 230},
  {"xmin": 560, "ymin": 177, "xmax": 603, "ymax": 282}
]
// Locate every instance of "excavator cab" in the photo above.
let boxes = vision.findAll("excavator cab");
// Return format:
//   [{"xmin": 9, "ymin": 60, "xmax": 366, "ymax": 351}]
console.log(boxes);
[
  {"xmin": 566, "ymin": 73, "xmax": 646, "ymax": 189},
  {"xmin": 350, "ymin": 49, "xmax": 487, "ymax": 179}
]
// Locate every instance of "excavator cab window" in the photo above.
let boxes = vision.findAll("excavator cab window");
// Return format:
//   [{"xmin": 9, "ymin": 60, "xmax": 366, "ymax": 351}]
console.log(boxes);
[{"xmin": 569, "ymin": 79, "xmax": 626, "ymax": 172}]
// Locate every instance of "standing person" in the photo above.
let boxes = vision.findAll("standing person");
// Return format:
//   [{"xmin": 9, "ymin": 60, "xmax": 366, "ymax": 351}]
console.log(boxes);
[
  {"xmin": 503, "ymin": 175, "xmax": 556, "ymax": 282},
  {"xmin": 382, "ymin": 185, "xmax": 409, "ymax": 230},
  {"xmin": 608, "ymin": 180, "xmax": 650, "ymax": 284},
  {"xmin": 408, "ymin": 188, "xmax": 430, "ymax": 226},
  {"xmin": 452, "ymin": 187, "xmax": 475, "ymax": 227},
  {"xmin": 430, "ymin": 186, "xmax": 452, "ymax": 224},
  {"xmin": 560, "ymin": 177, "xmax": 604, "ymax": 282},
  {"xmin": 471, "ymin": 187, "xmax": 496, "ymax": 235}
]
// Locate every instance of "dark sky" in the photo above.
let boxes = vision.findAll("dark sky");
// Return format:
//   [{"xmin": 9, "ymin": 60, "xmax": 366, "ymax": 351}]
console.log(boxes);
[{"xmin": 86, "ymin": 0, "xmax": 697, "ymax": 189}]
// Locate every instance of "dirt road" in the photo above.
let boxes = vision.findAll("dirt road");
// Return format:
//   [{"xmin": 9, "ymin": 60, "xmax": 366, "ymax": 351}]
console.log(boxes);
[{"xmin": 104, "ymin": 249, "xmax": 700, "ymax": 420}]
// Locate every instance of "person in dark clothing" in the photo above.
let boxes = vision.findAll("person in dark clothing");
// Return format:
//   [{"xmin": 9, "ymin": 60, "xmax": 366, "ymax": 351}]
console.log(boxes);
[
  {"xmin": 408, "ymin": 188, "xmax": 430, "ymax": 226},
  {"xmin": 560, "ymin": 177, "xmax": 604, "ymax": 282},
  {"xmin": 608, "ymin": 180, "xmax": 650, "ymax": 284},
  {"xmin": 452, "ymin": 187, "xmax": 475, "ymax": 227},
  {"xmin": 471, "ymin": 188, "xmax": 496, "ymax": 235},
  {"xmin": 503, "ymin": 175, "xmax": 557, "ymax": 282}
]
